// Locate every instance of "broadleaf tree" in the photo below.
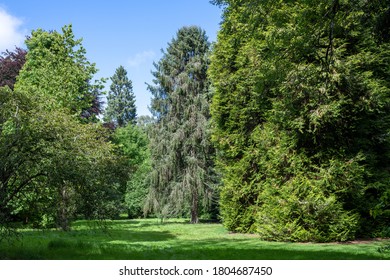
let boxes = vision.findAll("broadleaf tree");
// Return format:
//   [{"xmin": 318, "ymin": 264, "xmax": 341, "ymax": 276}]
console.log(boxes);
[
  {"xmin": 15, "ymin": 25, "xmax": 104, "ymax": 120},
  {"xmin": 0, "ymin": 48, "xmax": 27, "ymax": 89},
  {"xmin": 1, "ymin": 25, "xmax": 124, "ymax": 232},
  {"xmin": 112, "ymin": 123, "xmax": 151, "ymax": 218}
]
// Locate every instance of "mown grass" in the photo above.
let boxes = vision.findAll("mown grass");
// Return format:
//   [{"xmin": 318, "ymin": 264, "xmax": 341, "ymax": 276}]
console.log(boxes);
[{"xmin": 0, "ymin": 219, "xmax": 389, "ymax": 260}]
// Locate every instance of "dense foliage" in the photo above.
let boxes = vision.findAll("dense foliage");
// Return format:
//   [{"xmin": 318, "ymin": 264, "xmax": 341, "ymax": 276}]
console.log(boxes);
[
  {"xmin": 146, "ymin": 26, "xmax": 217, "ymax": 223},
  {"xmin": 105, "ymin": 65, "xmax": 137, "ymax": 127},
  {"xmin": 2, "ymin": 2, "xmax": 389, "ymax": 244},
  {"xmin": 1, "ymin": 26, "xmax": 125, "ymax": 233},
  {"xmin": 210, "ymin": 0, "xmax": 390, "ymax": 241},
  {"xmin": 0, "ymin": 48, "xmax": 27, "ymax": 89},
  {"xmin": 112, "ymin": 123, "xmax": 151, "ymax": 218}
]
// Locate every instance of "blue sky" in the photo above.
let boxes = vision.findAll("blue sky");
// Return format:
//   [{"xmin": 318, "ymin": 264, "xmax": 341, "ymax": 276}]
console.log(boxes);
[{"xmin": 0, "ymin": 0, "xmax": 223, "ymax": 116}]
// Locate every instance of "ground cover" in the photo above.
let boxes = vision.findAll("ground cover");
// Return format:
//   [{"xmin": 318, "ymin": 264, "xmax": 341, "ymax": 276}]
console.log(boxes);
[{"xmin": 0, "ymin": 219, "xmax": 389, "ymax": 260}]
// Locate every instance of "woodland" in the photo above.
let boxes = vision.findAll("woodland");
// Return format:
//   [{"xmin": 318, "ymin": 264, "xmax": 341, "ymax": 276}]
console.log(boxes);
[{"xmin": 1, "ymin": 0, "xmax": 389, "ymax": 250}]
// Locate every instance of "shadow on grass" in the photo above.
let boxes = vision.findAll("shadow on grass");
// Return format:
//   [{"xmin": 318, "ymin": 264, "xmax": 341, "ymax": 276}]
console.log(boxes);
[
  {"xmin": 106, "ymin": 219, "xmax": 191, "ymax": 228},
  {"xmin": 1, "ymin": 236, "xmax": 389, "ymax": 260},
  {"xmin": 145, "ymin": 238, "xmax": 390, "ymax": 260},
  {"xmin": 68, "ymin": 219, "xmax": 192, "ymax": 231},
  {"xmin": 1, "ymin": 219, "xmax": 389, "ymax": 260},
  {"xmin": 20, "ymin": 228, "xmax": 177, "ymax": 243}
]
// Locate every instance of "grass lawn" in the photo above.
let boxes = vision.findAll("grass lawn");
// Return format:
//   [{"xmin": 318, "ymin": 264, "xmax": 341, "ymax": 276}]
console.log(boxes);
[{"xmin": 0, "ymin": 219, "xmax": 389, "ymax": 260}]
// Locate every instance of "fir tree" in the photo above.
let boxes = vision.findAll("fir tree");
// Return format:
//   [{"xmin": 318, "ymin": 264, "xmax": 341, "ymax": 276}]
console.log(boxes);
[
  {"xmin": 105, "ymin": 66, "xmax": 137, "ymax": 127},
  {"xmin": 146, "ymin": 26, "xmax": 217, "ymax": 223}
]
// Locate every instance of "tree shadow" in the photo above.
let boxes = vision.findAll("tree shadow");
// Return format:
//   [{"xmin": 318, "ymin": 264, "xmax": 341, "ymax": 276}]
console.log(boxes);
[
  {"xmin": 2, "ymin": 220, "xmax": 388, "ymax": 260},
  {"xmin": 105, "ymin": 219, "xmax": 191, "ymax": 229},
  {"xmin": 117, "ymin": 238, "xmax": 390, "ymax": 260}
]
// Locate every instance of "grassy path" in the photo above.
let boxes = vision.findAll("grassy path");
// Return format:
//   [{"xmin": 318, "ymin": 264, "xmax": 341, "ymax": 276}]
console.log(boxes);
[{"xmin": 1, "ymin": 219, "xmax": 389, "ymax": 260}]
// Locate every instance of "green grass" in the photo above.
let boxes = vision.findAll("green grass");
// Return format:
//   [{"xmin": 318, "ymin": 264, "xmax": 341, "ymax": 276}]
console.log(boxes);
[{"xmin": 0, "ymin": 219, "xmax": 389, "ymax": 260}]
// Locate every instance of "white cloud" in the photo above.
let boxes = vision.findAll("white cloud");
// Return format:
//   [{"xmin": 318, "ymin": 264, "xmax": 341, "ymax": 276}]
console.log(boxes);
[
  {"xmin": 127, "ymin": 50, "xmax": 155, "ymax": 67},
  {"xmin": 0, "ymin": 8, "xmax": 25, "ymax": 51}
]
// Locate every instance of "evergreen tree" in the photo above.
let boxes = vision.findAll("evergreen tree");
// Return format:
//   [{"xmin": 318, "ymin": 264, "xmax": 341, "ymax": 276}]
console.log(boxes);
[
  {"xmin": 146, "ymin": 26, "xmax": 217, "ymax": 223},
  {"xmin": 210, "ymin": 0, "xmax": 390, "ymax": 241},
  {"xmin": 105, "ymin": 66, "xmax": 137, "ymax": 127}
]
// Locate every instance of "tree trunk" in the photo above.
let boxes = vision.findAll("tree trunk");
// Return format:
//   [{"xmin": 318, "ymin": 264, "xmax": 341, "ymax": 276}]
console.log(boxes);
[
  {"xmin": 59, "ymin": 185, "xmax": 70, "ymax": 231},
  {"xmin": 190, "ymin": 192, "xmax": 199, "ymax": 224}
]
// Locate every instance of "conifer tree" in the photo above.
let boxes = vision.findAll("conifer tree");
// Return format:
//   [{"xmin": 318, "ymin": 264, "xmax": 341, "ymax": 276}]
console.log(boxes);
[
  {"xmin": 146, "ymin": 26, "xmax": 216, "ymax": 223},
  {"xmin": 105, "ymin": 66, "xmax": 136, "ymax": 127},
  {"xmin": 210, "ymin": 0, "xmax": 390, "ymax": 241}
]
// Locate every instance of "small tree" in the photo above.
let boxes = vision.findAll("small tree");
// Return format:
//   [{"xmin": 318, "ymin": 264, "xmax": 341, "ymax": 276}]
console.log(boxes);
[
  {"xmin": 0, "ymin": 47, "xmax": 27, "ymax": 89},
  {"xmin": 105, "ymin": 66, "xmax": 137, "ymax": 127}
]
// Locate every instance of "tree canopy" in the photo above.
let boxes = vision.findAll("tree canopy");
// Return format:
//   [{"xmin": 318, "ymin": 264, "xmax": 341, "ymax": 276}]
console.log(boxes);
[
  {"xmin": 209, "ymin": 0, "xmax": 390, "ymax": 241},
  {"xmin": 15, "ymin": 25, "xmax": 102, "ymax": 120},
  {"xmin": 105, "ymin": 65, "xmax": 137, "ymax": 127},
  {"xmin": 1, "ymin": 25, "xmax": 125, "ymax": 233},
  {"xmin": 0, "ymin": 48, "xmax": 27, "ymax": 90}
]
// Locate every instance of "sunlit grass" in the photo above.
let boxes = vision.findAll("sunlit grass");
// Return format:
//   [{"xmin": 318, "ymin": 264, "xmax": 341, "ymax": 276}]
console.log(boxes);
[{"xmin": 0, "ymin": 219, "xmax": 389, "ymax": 260}]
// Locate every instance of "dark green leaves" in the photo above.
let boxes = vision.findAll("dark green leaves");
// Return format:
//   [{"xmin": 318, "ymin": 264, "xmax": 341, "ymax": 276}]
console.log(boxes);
[
  {"xmin": 105, "ymin": 66, "xmax": 137, "ymax": 127},
  {"xmin": 210, "ymin": 0, "xmax": 390, "ymax": 241}
]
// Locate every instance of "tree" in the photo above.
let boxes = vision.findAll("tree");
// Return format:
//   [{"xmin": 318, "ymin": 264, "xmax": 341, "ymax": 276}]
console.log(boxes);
[
  {"xmin": 0, "ymin": 48, "xmax": 27, "ymax": 89},
  {"xmin": 146, "ymin": 26, "xmax": 217, "ymax": 223},
  {"xmin": 112, "ymin": 124, "xmax": 151, "ymax": 218},
  {"xmin": 15, "ymin": 25, "xmax": 102, "ymax": 119},
  {"xmin": 0, "ymin": 86, "xmax": 122, "ymax": 232},
  {"xmin": 105, "ymin": 66, "xmax": 137, "ymax": 127},
  {"xmin": 210, "ymin": 0, "xmax": 390, "ymax": 241},
  {"xmin": 1, "ymin": 25, "xmax": 122, "ymax": 232},
  {"xmin": 80, "ymin": 86, "xmax": 105, "ymax": 122}
]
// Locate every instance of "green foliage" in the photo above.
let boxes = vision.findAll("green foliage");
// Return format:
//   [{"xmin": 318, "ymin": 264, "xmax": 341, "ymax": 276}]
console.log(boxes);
[
  {"xmin": 15, "ymin": 25, "xmax": 103, "ymax": 119},
  {"xmin": 112, "ymin": 124, "xmax": 151, "ymax": 218},
  {"xmin": 146, "ymin": 26, "xmax": 218, "ymax": 223},
  {"xmin": 1, "ymin": 25, "xmax": 125, "ymax": 235},
  {"xmin": 126, "ymin": 159, "xmax": 151, "ymax": 218},
  {"xmin": 0, "ymin": 86, "xmax": 125, "ymax": 230},
  {"xmin": 105, "ymin": 66, "xmax": 137, "ymax": 127},
  {"xmin": 210, "ymin": 0, "xmax": 390, "ymax": 241}
]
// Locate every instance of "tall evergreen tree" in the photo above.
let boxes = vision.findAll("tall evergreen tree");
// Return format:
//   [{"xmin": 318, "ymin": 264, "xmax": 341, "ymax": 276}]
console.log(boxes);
[
  {"xmin": 105, "ymin": 66, "xmax": 137, "ymax": 127},
  {"xmin": 210, "ymin": 0, "xmax": 390, "ymax": 241},
  {"xmin": 146, "ymin": 26, "xmax": 216, "ymax": 223}
]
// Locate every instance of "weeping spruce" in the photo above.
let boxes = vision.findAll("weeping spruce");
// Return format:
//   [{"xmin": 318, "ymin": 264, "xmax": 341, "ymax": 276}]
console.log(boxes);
[
  {"xmin": 210, "ymin": 0, "xmax": 390, "ymax": 241},
  {"xmin": 146, "ymin": 26, "xmax": 216, "ymax": 223}
]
